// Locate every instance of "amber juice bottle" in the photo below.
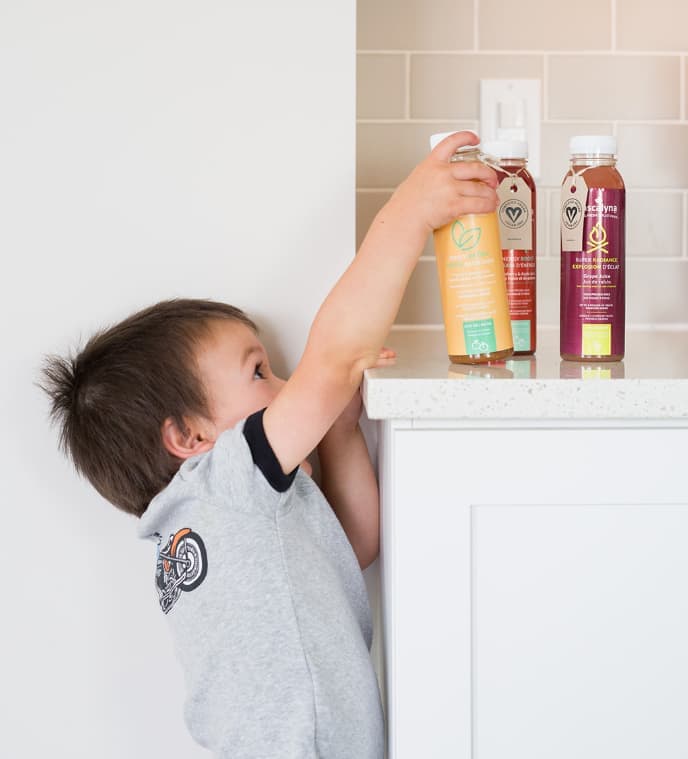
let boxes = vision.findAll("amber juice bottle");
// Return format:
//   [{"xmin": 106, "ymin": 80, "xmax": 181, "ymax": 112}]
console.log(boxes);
[
  {"xmin": 429, "ymin": 135, "xmax": 514, "ymax": 365},
  {"xmin": 560, "ymin": 136, "xmax": 625, "ymax": 362},
  {"xmin": 483, "ymin": 140, "xmax": 537, "ymax": 355}
]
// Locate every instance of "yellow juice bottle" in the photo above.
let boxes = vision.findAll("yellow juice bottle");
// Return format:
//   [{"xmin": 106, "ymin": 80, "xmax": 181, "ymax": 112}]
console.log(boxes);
[{"xmin": 430, "ymin": 138, "xmax": 514, "ymax": 364}]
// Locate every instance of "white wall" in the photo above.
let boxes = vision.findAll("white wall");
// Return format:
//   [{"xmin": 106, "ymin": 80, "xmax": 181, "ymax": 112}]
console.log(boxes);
[{"xmin": 1, "ymin": 2, "xmax": 355, "ymax": 756}]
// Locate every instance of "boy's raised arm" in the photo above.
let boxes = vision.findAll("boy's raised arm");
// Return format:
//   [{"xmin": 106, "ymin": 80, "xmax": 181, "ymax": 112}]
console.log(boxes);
[{"xmin": 263, "ymin": 131, "xmax": 497, "ymax": 475}]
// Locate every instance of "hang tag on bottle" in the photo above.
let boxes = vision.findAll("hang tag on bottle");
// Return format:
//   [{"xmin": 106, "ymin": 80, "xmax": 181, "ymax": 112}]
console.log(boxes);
[
  {"xmin": 561, "ymin": 174, "xmax": 588, "ymax": 252},
  {"xmin": 496, "ymin": 175, "xmax": 533, "ymax": 250}
]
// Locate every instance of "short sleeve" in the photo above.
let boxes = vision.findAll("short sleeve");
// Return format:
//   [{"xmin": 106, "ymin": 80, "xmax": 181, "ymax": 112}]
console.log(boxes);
[
  {"xmin": 242, "ymin": 408, "xmax": 298, "ymax": 493},
  {"xmin": 169, "ymin": 411, "xmax": 299, "ymax": 519}
]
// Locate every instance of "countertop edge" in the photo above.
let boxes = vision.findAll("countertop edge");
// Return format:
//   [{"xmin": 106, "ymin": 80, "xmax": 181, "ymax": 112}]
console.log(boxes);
[{"xmin": 362, "ymin": 376, "xmax": 688, "ymax": 422}]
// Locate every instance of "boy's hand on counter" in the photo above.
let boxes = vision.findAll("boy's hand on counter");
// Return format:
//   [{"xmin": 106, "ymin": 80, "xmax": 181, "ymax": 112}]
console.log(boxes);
[
  {"xmin": 328, "ymin": 347, "xmax": 397, "ymax": 435},
  {"xmin": 386, "ymin": 130, "xmax": 499, "ymax": 236},
  {"xmin": 373, "ymin": 345, "xmax": 397, "ymax": 367}
]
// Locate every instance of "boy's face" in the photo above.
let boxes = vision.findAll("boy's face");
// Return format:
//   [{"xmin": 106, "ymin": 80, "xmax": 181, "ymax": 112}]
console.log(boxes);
[{"xmin": 195, "ymin": 319, "xmax": 285, "ymax": 436}]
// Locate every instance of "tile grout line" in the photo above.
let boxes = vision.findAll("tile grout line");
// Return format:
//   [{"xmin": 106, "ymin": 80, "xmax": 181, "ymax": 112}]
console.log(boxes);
[
  {"xmin": 681, "ymin": 190, "xmax": 688, "ymax": 258},
  {"xmin": 543, "ymin": 53, "xmax": 549, "ymax": 121},
  {"xmin": 540, "ymin": 187, "xmax": 550, "ymax": 258},
  {"xmin": 405, "ymin": 53, "xmax": 411, "ymax": 120},
  {"xmin": 621, "ymin": 188, "xmax": 687, "ymax": 195},
  {"xmin": 681, "ymin": 55, "xmax": 685, "ymax": 122},
  {"xmin": 358, "ymin": 188, "xmax": 405, "ymax": 194},
  {"xmin": 360, "ymin": 187, "xmax": 687, "ymax": 195},
  {"xmin": 358, "ymin": 118, "xmax": 687, "ymax": 126},
  {"xmin": 392, "ymin": 322, "xmax": 688, "ymax": 330},
  {"xmin": 473, "ymin": 0, "xmax": 479, "ymax": 51},
  {"xmin": 416, "ymin": 255, "xmax": 685, "ymax": 263},
  {"xmin": 552, "ymin": 189, "xmax": 559, "ymax": 260},
  {"xmin": 611, "ymin": 0, "xmax": 617, "ymax": 51},
  {"xmin": 545, "ymin": 119, "xmax": 686, "ymax": 125},
  {"xmin": 357, "ymin": 49, "xmax": 688, "ymax": 57}
]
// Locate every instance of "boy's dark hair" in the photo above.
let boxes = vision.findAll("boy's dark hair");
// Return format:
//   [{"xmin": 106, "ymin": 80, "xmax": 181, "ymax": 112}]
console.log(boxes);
[{"xmin": 40, "ymin": 298, "xmax": 257, "ymax": 518}]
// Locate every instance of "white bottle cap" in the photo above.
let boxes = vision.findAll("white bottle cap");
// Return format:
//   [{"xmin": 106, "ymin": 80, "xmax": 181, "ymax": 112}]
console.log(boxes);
[
  {"xmin": 569, "ymin": 135, "xmax": 617, "ymax": 156},
  {"xmin": 429, "ymin": 130, "xmax": 479, "ymax": 151},
  {"xmin": 481, "ymin": 140, "xmax": 529, "ymax": 159}
]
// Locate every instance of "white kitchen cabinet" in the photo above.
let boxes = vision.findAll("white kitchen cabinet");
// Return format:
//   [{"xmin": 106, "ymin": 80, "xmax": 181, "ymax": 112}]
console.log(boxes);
[{"xmin": 364, "ymin": 329, "xmax": 688, "ymax": 759}]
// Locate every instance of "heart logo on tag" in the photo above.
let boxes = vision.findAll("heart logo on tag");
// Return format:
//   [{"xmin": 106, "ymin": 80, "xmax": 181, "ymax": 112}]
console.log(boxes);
[
  {"xmin": 565, "ymin": 205, "xmax": 578, "ymax": 224},
  {"xmin": 499, "ymin": 198, "xmax": 528, "ymax": 230}
]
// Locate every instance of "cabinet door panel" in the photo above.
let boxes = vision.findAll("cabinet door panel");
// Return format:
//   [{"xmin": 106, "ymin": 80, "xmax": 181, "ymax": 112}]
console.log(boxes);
[
  {"xmin": 385, "ymin": 427, "xmax": 688, "ymax": 759},
  {"xmin": 474, "ymin": 503, "xmax": 688, "ymax": 759}
]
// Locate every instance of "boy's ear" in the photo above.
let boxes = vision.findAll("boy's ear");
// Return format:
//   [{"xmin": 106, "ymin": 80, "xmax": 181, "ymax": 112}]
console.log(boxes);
[{"xmin": 161, "ymin": 416, "xmax": 215, "ymax": 460}]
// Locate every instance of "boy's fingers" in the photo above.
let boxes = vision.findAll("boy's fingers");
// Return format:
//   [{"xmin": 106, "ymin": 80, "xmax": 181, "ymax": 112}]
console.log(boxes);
[
  {"xmin": 452, "ymin": 180, "xmax": 498, "ymax": 201},
  {"xmin": 373, "ymin": 346, "xmax": 397, "ymax": 367},
  {"xmin": 449, "ymin": 161, "xmax": 498, "ymax": 188},
  {"xmin": 430, "ymin": 130, "xmax": 480, "ymax": 162},
  {"xmin": 458, "ymin": 196, "xmax": 499, "ymax": 215}
]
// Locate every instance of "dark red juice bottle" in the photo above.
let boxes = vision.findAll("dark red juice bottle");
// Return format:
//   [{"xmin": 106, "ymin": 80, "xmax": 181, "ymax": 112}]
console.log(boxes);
[{"xmin": 483, "ymin": 140, "xmax": 537, "ymax": 355}]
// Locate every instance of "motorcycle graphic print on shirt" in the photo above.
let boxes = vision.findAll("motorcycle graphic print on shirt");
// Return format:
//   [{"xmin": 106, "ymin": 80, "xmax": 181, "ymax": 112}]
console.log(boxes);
[{"xmin": 154, "ymin": 528, "xmax": 208, "ymax": 614}]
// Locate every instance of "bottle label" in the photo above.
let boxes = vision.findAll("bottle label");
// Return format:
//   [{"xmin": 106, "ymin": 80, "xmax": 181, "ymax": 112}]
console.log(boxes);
[
  {"xmin": 463, "ymin": 318, "xmax": 497, "ymax": 354},
  {"xmin": 561, "ymin": 174, "xmax": 588, "ymax": 252},
  {"xmin": 560, "ymin": 187, "xmax": 625, "ymax": 357},
  {"xmin": 433, "ymin": 213, "xmax": 514, "ymax": 358},
  {"xmin": 497, "ymin": 175, "xmax": 533, "ymax": 250},
  {"xmin": 511, "ymin": 319, "xmax": 532, "ymax": 352},
  {"xmin": 503, "ymin": 248, "xmax": 536, "ymax": 351}
]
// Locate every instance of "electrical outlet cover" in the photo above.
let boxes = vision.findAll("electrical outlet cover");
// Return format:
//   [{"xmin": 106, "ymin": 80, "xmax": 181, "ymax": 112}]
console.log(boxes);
[{"xmin": 480, "ymin": 79, "xmax": 541, "ymax": 179}]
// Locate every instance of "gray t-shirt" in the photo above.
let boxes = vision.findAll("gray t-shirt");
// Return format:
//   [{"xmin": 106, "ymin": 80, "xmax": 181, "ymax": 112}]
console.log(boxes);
[{"xmin": 137, "ymin": 410, "xmax": 384, "ymax": 759}]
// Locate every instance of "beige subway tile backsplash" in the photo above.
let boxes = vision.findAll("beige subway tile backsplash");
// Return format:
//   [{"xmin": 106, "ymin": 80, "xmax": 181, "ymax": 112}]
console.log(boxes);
[
  {"xmin": 626, "ymin": 192, "xmax": 684, "ymax": 257},
  {"xmin": 411, "ymin": 54, "xmax": 543, "ymax": 120},
  {"xmin": 536, "ymin": 259, "xmax": 559, "ymax": 326},
  {"xmin": 397, "ymin": 259, "xmax": 442, "ymax": 324},
  {"xmin": 357, "ymin": 0, "xmax": 688, "ymax": 327},
  {"xmin": 618, "ymin": 125, "xmax": 688, "ymax": 189},
  {"xmin": 478, "ymin": 0, "xmax": 611, "ymax": 51},
  {"xmin": 548, "ymin": 55, "xmax": 680, "ymax": 121},
  {"xmin": 617, "ymin": 0, "xmax": 688, "ymax": 51},
  {"xmin": 547, "ymin": 191, "xmax": 561, "ymax": 260},
  {"xmin": 626, "ymin": 261, "xmax": 688, "ymax": 323},
  {"xmin": 357, "ymin": 0, "xmax": 474, "ymax": 51},
  {"xmin": 357, "ymin": 121, "xmax": 475, "ymax": 187},
  {"xmin": 357, "ymin": 55, "xmax": 406, "ymax": 119},
  {"xmin": 540, "ymin": 122, "xmax": 613, "ymax": 186},
  {"xmin": 356, "ymin": 190, "xmax": 391, "ymax": 248},
  {"xmin": 535, "ymin": 189, "xmax": 549, "ymax": 257}
]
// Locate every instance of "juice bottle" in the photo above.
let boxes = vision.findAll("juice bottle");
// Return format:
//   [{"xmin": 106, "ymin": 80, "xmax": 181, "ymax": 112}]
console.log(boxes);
[
  {"xmin": 483, "ymin": 140, "xmax": 537, "ymax": 355},
  {"xmin": 430, "ymin": 135, "xmax": 514, "ymax": 365},
  {"xmin": 560, "ymin": 136, "xmax": 625, "ymax": 361}
]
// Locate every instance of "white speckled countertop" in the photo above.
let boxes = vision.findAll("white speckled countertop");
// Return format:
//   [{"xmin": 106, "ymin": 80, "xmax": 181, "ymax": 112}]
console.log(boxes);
[{"xmin": 362, "ymin": 327, "xmax": 688, "ymax": 421}]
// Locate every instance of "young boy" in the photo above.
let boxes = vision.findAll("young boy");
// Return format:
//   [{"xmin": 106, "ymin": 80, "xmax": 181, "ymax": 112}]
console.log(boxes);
[{"xmin": 41, "ymin": 131, "xmax": 497, "ymax": 758}]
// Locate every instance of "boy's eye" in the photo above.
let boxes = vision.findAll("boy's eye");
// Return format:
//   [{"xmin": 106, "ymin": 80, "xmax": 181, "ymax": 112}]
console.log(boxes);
[{"xmin": 253, "ymin": 362, "xmax": 265, "ymax": 380}]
